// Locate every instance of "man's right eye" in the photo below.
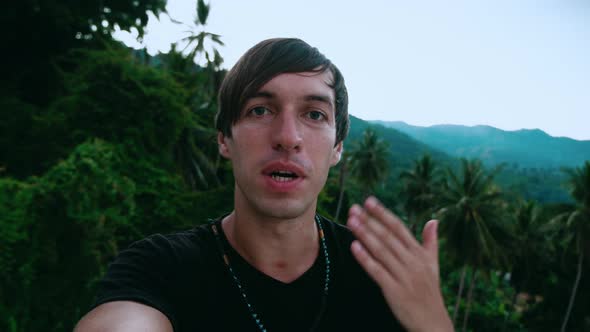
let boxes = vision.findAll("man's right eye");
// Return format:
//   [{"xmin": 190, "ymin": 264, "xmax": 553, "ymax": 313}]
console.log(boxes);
[{"xmin": 249, "ymin": 106, "xmax": 270, "ymax": 116}]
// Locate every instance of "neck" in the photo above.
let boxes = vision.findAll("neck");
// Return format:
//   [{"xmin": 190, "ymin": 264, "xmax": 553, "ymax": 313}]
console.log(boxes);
[{"xmin": 221, "ymin": 209, "xmax": 320, "ymax": 283}]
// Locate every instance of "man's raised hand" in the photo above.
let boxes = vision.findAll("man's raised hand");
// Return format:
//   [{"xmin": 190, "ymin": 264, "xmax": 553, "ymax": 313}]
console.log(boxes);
[{"xmin": 347, "ymin": 196, "xmax": 453, "ymax": 332}]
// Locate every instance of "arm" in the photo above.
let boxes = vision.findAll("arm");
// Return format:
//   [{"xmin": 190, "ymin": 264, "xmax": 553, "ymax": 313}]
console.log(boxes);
[
  {"xmin": 347, "ymin": 196, "xmax": 453, "ymax": 332},
  {"xmin": 76, "ymin": 233, "xmax": 187, "ymax": 332},
  {"xmin": 74, "ymin": 301, "xmax": 173, "ymax": 332}
]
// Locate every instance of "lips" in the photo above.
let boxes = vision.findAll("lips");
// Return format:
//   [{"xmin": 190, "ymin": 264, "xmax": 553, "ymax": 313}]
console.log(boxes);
[
  {"xmin": 262, "ymin": 161, "xmax": 305, "ymax": 178},
  {"xmin": 261, "ymin": 161, "xmax": 306, "ymax": 190}
]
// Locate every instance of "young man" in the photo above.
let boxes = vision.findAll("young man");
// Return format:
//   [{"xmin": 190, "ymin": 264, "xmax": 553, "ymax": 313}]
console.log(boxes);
[{"xmin": 76, "ymin": 38, "xmax": 453, "ymax": 332}]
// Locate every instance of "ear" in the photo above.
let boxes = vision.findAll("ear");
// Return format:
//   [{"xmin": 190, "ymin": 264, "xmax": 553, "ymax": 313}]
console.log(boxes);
[
  {"xmin": 217, "ymin": 132, "xmax": 231, "ymax": 159},
  {"xmin": 330, "ymin": 141, "xmax": 343, "ymax": 166}
]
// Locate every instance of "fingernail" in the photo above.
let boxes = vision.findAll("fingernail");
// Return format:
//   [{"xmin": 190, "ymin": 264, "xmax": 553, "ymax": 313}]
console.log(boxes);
[
  {"xmin": 365, "ymin": 196, "xmax": 378, "ymax": 208},
  {"xmin": 427, "ymin": 219, "xmax": 439, "ymax": 232},
  {"xmin": 349, "ymin": 204, "xmax": 361, "ymax": 215},
  {"xmin": 351, "ymin": 240, "xmax": 363, "ymax": 253}
]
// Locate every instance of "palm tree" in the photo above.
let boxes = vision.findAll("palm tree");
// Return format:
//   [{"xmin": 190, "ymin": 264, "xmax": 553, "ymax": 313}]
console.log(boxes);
[
  {"xmin": 173, "ymin": 124, "xmax": 220, "ymax": 190},
  {"xmin": 552, "ymin": 161, "xmax": 590, "ymax": 332},
  {"xmin": 399, "ymin": 154, "xmax": 442, "ymax": 235},
  {"xmin": 164, "ymin": 0, "xmax": 224, "ymax": 190},
  {"xmin": 502, "ymin": 200, "xmax": 553, "ymax": 331},
  {"xmin": 436, "ymin": 159, "xmax": 507, "ymax": 330},
  {"xmin": 171, "ymin": 0, "xmax": 224, "ymax": 71},
  {"xmin": 348, "ymin": 128, "xmax": 390, "ymax": 198}
]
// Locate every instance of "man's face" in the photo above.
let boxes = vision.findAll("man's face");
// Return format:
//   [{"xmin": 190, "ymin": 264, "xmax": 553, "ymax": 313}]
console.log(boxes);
[{"xmin": 218, "ymin": 71, "xmax": 343, "ymax": 220}]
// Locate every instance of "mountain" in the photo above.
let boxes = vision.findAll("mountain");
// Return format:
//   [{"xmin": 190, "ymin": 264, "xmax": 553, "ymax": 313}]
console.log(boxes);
[
  {"xmin": 374, "ymin": 121, "xmax": 590, "ymax": 169},
  {"xmin": 350, "ymin": 119, "xmax": 584, "ymax": 203},
  {"xmin": 346, "ymin": 116, "xmax": 453, "ymax": 170}
]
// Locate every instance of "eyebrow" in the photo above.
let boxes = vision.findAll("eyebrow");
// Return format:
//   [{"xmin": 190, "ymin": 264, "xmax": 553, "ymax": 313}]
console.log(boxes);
[
  {"xmin": 305, "ymin": 94, "xmax": 334, "ymax": 108},
  {"xmin": 250, "ymin": 91, "xmax": 334, "ymax": 108}
]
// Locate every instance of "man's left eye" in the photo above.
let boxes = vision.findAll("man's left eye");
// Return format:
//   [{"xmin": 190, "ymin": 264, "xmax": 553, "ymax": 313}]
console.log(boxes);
[{"xmin": 306, "ymin": 111, "xmax": 326, "ymax": 121}]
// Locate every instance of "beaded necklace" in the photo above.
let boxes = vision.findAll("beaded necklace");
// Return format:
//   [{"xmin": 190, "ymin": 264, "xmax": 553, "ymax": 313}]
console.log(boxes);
[{"xmin": 211, "ymin": 215, "xmax": 330, "ymax": 332}]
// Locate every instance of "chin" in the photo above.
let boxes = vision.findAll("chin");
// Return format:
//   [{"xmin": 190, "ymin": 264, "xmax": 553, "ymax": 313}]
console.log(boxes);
[{"xmin": 253, "ymin": 198, "xmax": 315, "ymax": 221}]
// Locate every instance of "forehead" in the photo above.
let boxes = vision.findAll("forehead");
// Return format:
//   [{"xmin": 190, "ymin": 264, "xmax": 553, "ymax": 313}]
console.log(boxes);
[{"xmin": 254, "ymin": 71, "xmax": 335, "ymax": 102}]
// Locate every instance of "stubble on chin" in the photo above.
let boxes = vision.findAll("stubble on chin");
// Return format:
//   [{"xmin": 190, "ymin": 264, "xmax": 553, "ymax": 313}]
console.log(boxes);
[{"xmin": 235, "ymin": 186, "xmax": 315, "ymax": 222}]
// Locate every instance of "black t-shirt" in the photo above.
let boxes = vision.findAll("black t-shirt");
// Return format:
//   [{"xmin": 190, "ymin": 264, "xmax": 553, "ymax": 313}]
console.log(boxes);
[{"xmin": 94, "ymin": 216, "xmax": 405, "ymax": 331}]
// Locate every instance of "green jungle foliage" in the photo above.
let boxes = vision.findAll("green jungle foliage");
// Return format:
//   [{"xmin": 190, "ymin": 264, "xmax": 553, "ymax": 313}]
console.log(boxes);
[{"xmin": 1, "ymin": 1, "xmax": 589, "ymax": 331}]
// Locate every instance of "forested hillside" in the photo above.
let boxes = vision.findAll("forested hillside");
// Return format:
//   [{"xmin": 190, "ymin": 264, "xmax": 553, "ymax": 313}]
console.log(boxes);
[
  {"xmin": 377, "ymin": 121, "xmax": 590, "ymax": 168},
  {"xmin": 348, "ymin": 116, "xmax": 452, "ymax": 169},
  {"xmin": 374, "ymin": 120, "xmax": 587, "ymax": 202}
]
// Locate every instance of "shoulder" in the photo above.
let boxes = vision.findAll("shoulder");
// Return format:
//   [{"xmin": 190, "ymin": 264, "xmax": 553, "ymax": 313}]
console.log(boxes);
[
  {"xmin": 317, "ymin": 215, "xmax": 350, "ymax": 233},
  {"xmin": 318, "ymin": 215, "xmax": 354, "ymax": 247},
  {"xmin": 100, "ymin": 220, "xmax": 220, "ymax": 282},
  {"xmin": 127, "ymin": 223, "xmax": 215, "ymax": 260},
  {"xmin": 103, "ymin": 223, "xmax": 216, "ymax": 275},
  {"xmin": 91, "ymin": 220, "xmax": 222, "ymax": 329},
  {"xmin": 318, "ymin": 215, "xmax": 378, "ymax": 288},
  {"xmin": 316, "ymin": 215, "xmax": 360, "ymax": 270}
]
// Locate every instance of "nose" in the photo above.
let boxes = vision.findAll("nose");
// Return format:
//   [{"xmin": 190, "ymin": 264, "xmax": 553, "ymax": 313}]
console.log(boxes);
[{"xmin": 272, "ymin": 112, "xmax": 302, "ymax": 152}]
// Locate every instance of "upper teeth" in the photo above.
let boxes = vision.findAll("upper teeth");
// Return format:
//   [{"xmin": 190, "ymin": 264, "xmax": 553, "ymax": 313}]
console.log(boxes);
[
  {"xmin": 271, "ymin": 170, "xmax": 296, "ymax": 182},
  {"xmin": 272, "ymin": 174, "xmax": 293, "ymax": 182}
]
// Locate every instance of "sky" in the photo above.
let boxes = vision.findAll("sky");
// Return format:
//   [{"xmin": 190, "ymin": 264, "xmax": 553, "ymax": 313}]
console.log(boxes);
[{"xmin": 114, "ymin": 0, "xmax": 590, "ymax": 140}]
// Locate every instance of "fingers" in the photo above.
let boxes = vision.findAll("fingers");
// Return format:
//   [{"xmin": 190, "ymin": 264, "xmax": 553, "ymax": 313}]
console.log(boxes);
[
  {"xmin": 350, "ymin": 240, "xmax": 396, "ymax": 289},
  {"xmin": 362, "ymin": 196, "xmax": 417, "ymax": 249},
  {"xmin": 422, "ymin": 219, "xmax": 439, "ymax": 261},
  {"xmin": 347, "ymin": 197, "xmax": 452, "ymax": 332},
  {"xmin": 347, "ymin": 196, "xmax": 438, "ymax": 273},
  {"xmin": 348, "ymin": 205, "xmax": 411, "ymax": 278}
]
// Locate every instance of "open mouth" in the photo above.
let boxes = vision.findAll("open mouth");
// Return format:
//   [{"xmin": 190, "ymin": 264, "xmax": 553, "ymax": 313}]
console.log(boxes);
[
  {"xmin": 270, "ymin": 170, "xmax": 300, "ymax": 182},
  {"xmin": 262, "ymin": 162, "xmax": 305, "ymax": 188}
]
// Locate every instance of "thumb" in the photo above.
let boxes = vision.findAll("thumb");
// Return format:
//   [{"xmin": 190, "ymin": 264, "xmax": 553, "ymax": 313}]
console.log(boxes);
[{"xmin": 422, "ymin": 219, "xmax": 439, "ymax": 260}]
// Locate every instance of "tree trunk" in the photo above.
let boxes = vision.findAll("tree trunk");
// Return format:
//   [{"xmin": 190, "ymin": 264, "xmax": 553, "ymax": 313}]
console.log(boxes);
[
  {"xmin": 334, "ymin": 161, "xmax": 347, "ymax": 222},
  {"xmin": 453, "ymin": 265, "xmax": 468, "ymax": 324},
  {"xmin": 501, "ymin": 277, "xmax": 523, "ymax": 332},
  {"xmin": 560, "ymin": 247, "xmax": 584, "ymax": 332},
  {"xmin": 462, "ymin": 268, "xmax": 478, "ymax": 332}
]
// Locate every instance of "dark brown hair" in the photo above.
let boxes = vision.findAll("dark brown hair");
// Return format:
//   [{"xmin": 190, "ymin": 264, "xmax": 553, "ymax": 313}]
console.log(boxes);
[{"xmin": 215, "ymin": 38, "xmax": 349, "ymax": 144}]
